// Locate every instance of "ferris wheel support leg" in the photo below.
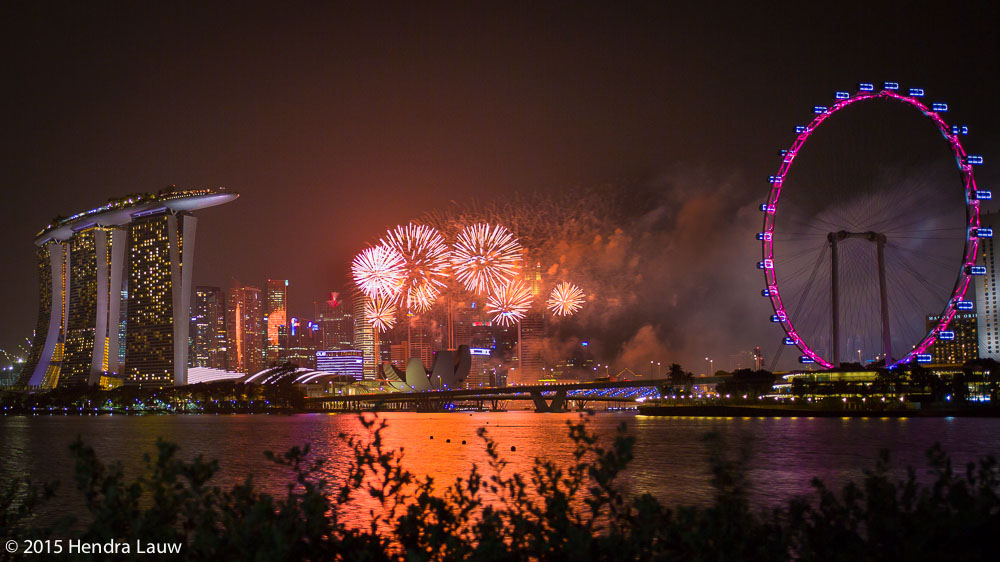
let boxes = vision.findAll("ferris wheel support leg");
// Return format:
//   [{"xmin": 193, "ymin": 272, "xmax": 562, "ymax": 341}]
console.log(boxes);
[
  {"xmin": 876, "ymin": 236, "xmax": 892, "ymax": 364},
  {"xmin": 829, "ymin": 233, "xmax": 841, "ymax": 367}
]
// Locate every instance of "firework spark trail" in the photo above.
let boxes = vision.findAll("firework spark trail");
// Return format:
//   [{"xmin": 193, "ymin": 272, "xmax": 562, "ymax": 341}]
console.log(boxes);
[
  {"xmin": 365, "ymin": 296, "xmax": 398, "ymax": 332},
  {"xmin": 352, "ymin": 245, "xmax": 405, "ymax": 300},
  {"xmin": 380, "ymin": 223, "xmax": 450, "ymax": 312},
  {"xmin": 487, "ymin": 279, "xmax": 533, "ymax": 326},
  {"xmin": 451, "ymin": 223, "xmax": 524, "ymax": 295},
  {"xmin": 547, "ymin": 282, "xmax": 586, "ymax": 316}
]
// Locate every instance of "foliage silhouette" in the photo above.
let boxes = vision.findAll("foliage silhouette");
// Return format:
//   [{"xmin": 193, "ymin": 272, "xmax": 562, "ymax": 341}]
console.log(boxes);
[{"xmin": 2, "ymin": 414, "xmax": 999, "ymax": 560}]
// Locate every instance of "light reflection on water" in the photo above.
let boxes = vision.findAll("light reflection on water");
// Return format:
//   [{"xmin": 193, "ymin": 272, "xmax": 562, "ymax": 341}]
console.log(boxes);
[{"xmin": 2, "ymin": 412, "xmax": 999, "ymax": 524}]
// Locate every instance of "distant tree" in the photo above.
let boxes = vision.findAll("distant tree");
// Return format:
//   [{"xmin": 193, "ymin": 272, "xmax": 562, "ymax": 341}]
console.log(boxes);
[
  {"xmin": 790, "ymin": 378, "xmax": 807, "ymax": 398},
  {"xmin": 667, "ymin": 363, "xmax": 693, "ymax": 391},
  {"xmin": 837, "ymin": 362, "xmax": 865, "ymax": 372},
  {"xmin": 716, "ymin": 369, "xmax": 775, "ymax": 398}
]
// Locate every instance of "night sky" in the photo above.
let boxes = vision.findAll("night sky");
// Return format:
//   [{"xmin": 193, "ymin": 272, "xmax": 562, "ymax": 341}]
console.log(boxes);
[{"xmin": 2, "ymin": 2, "xmax": 998, "ymax": 370}]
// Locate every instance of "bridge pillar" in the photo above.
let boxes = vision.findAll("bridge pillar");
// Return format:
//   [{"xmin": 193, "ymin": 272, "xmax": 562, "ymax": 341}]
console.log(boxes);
[{"xmin": 529, "ymin": 389, "xmax": 568, "ymax": 412}]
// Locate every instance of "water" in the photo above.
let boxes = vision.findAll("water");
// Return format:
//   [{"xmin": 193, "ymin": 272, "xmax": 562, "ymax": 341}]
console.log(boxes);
[{"xmin": 3, "ymin": 412, "xmax": 1000, "ymax": 525}]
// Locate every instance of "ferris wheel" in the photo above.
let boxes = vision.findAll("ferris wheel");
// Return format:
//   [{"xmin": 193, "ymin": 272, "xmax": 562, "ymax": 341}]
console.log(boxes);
[{"xmin": 759, "ymin": 82, "xmax": 988, "ymax": 369}]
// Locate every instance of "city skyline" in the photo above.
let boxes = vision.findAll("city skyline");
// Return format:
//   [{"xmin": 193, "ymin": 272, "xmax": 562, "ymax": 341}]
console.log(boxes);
[{"xmin": 1, "ymin": 3, "xmax": 998, "ymax": 372}]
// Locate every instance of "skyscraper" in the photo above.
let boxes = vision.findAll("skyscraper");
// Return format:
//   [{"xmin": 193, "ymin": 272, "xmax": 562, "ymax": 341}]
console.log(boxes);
[
  {"xmin": 191, "ymin": 286, "xmax": 227, "ymax": 369},
  {"xmin": 286, "ymin": 318, "xmax": 320, "ymax": 368},
  {"xmin": 315, "ymin": 292, "xmax": 354, "ymax": 350},
  {"xmin": 19, "ymin": 243, "xmax": 67, "ymax": 388},
  {"xmin": 123, "ymin": 213, "xmax": 195, "ymax": 387},
  {"xmin": 19, "ymin": 188, "xmax": 236, "ymax": 388},
  {"xmin": 265, "ymin": 279, "xmax": 289, "ymax": 364},
  {"xmin": 227, "ymin": 282, "xmax": 265, "ymax": 375},
  {"xmin": 352, "ymin": 290, "xmax": 375, "ymax": 379},
  {"xmin": 518, "ymin": 311, "xmax": 546, "ymax": 384},
  {"xmin": 976, "ymin": 211, "xmax": 1000, "ymax": 360}
]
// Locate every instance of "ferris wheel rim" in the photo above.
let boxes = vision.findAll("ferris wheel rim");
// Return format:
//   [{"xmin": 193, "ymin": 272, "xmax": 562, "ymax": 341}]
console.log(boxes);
[{"xmin": 760, "ymin": 85, "xmax": 983, "ymax": 369}]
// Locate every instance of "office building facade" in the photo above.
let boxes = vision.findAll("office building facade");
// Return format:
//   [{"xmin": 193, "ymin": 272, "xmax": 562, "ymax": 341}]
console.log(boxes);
[
  {"xmin": 191, "ymin": 286, "xmax": 227, "ymax": 369},
  {"xmin": 227, "ymin": 282, "xmax": 265, "ymax": 375},
  {"xmin": 926, "ymin": 312, "xmax": 979, "ymax": 365},
  {"xmin": 265, "ymin": 279, "xmax": 289, "ymax": 364}
]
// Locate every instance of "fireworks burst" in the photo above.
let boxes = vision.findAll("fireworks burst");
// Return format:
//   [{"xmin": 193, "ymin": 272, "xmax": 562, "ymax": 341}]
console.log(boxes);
[
  {"xmin": 365, "ymin": 296, "xmax": 398, "ymax": 333},
  {"xmin": 380, "ymin": 223, "xmax": 450, "ymax": 312},
  {"xmin": 487, "ymin": 279, "xmax": 533, "ymax": 326},
  {"xmin": 547, "ymin": 282, "xmax": 586, "ymax": 316},
  {"xmin": 451, "ymin": 223, "xmax": 523, "ymax": 295},
  {"xmin": 352, "ymin": 245, "xmax": 405, "ymax": 300}
]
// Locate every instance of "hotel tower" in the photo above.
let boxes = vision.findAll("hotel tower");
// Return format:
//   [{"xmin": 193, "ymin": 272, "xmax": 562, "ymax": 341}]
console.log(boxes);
[{"xmin": 18, "ymin": 187, "xmax": 237, "ymax": 388}]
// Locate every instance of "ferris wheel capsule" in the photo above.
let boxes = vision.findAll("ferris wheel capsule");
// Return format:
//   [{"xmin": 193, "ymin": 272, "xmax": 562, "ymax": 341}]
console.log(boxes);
[
  {"xmin": 884, "ymin": 82, "xmax": 900, "ymax": 90},
  {"xmin": 968, "ymin": 155, "xmax": 984, "ymax": 165},
  {"xmin": 938, "ymin": 331, "xmax": 956, "ymax": 340},
  {"xmin": 957, "ymin": 301, "xmax": 975, "ymax": 310},
  {"xmin": 974, "ymin": 190, "xmax": 991, "ymax": 200},
  {"xmin": 909, "ymin": 88, "xmax": 925, "ymax": 96},
  {"xmin": 973, "ymin": 228, "xmax": 993, "ymax": 238},
  {"xmin": 932, "ymin": 103, "xmax": 948, "ymax": 112},
  {"xmin": 798, "ymin": 356, "xmax": 816, "ymax": 364},
  {"xmin": 835, "ymin": 91, "xmax": 850, "ymax": 100},
  {"xmin": 916, "ymin": 354, "xmax": 933, "ymax": 363},
  {"xmin": 783, "ymin": 337, "xmax": 797, "ymax": 345},
  {"xmin": 859, "ymin": 83, "xmax": 875, "ymax": 92}
]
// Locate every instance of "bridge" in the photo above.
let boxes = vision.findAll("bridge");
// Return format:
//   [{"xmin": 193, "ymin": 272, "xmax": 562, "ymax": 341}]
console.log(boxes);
[{"xmin": 306, "ymin": 378, "xmax": 722, "ymax": 412}]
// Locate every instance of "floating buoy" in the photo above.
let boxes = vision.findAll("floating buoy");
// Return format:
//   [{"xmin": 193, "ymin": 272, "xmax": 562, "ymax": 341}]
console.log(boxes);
[
  {"xmin": 510, "ymin": 446, "xmax": 516, "ymax": 452},
  {"xmin": 461, "ymin": 440, "xmax": 467, "ymax": 444},
  {"xmin": 430, "ymin": 436, "xmax": 433, "ymax": 439},
  {"xmin": 446, "ymin": 439, "xmax": 451, "ymax": 443}
]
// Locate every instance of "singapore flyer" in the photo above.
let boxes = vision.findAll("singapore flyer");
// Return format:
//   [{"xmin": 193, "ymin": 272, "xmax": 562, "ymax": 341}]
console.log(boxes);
[{"xmin": 759, "ymin": 83, "xmax": 987, "ymax": 369}]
